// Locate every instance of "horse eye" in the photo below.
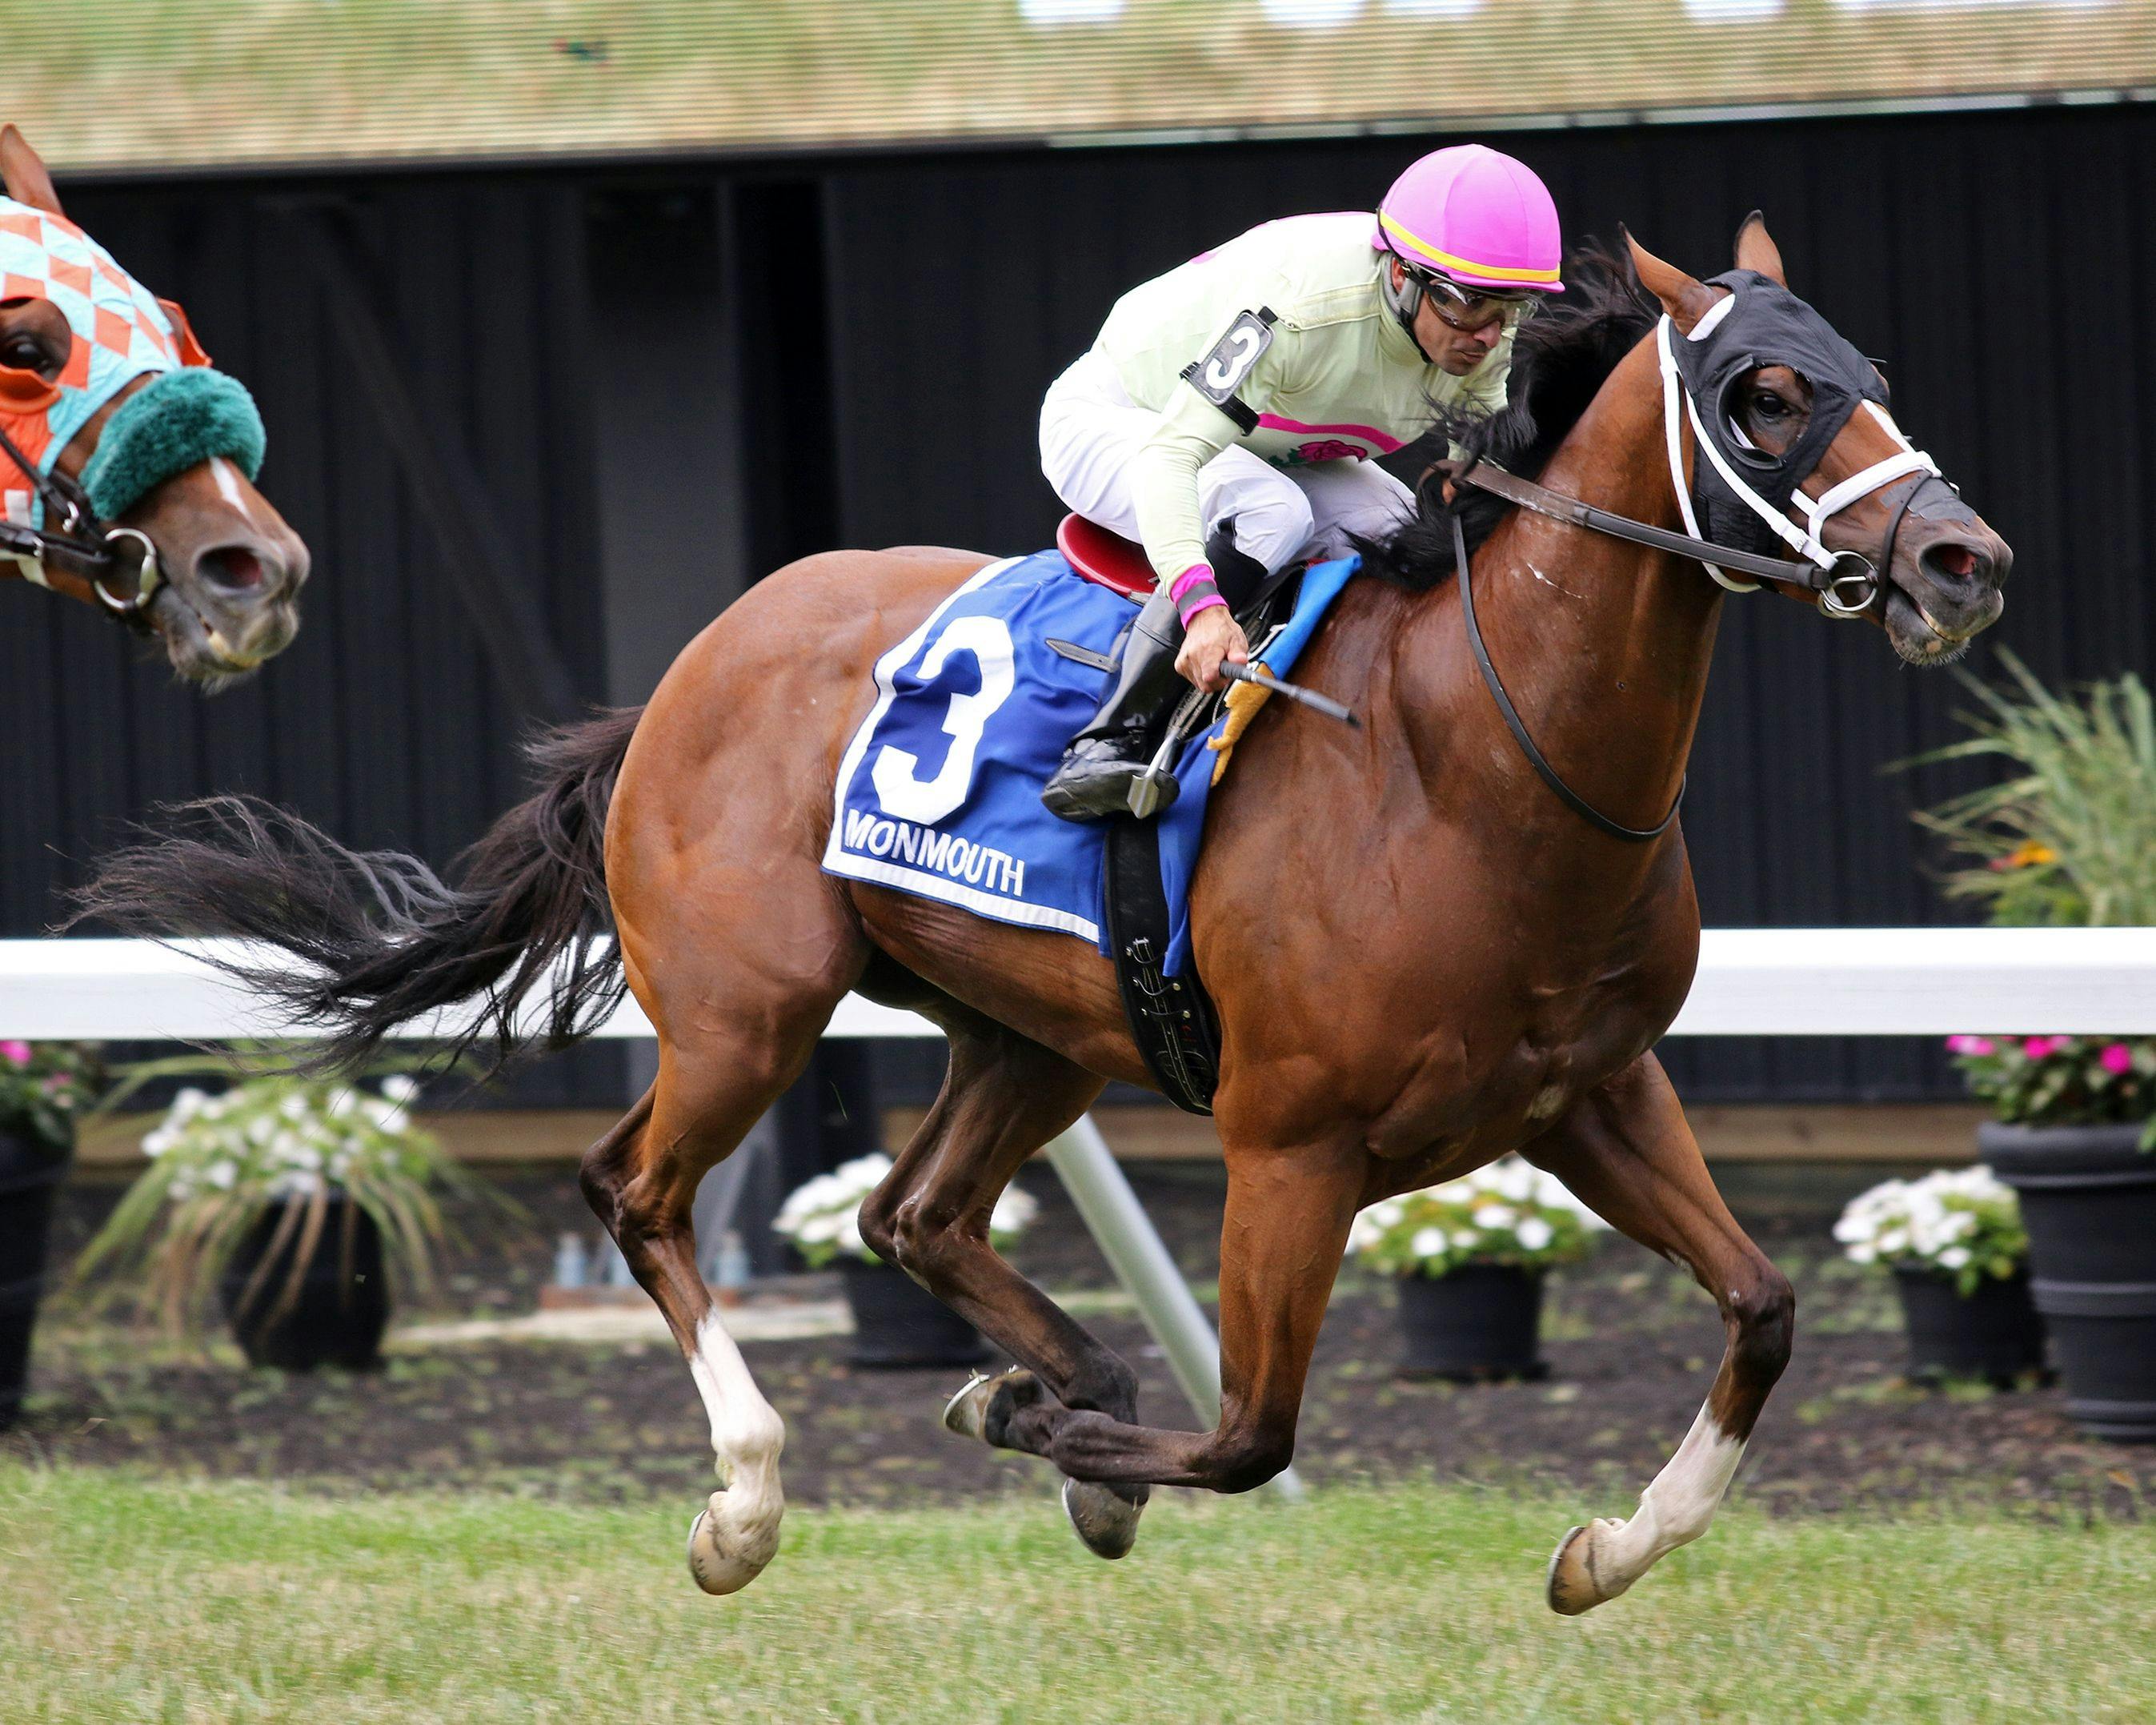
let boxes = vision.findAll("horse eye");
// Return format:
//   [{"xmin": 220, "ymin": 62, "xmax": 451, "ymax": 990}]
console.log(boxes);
[
  {"xmin": 2, "ymin": 335, "xmax": 49, "ymax": 373},
  {"xmin": 1751, "ymin": 392, "xmax": 1789, "ymax": 419}
]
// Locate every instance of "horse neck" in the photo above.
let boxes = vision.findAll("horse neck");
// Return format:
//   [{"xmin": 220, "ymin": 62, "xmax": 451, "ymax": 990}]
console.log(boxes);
[{"xmin": 1414, "ymin": 333, "xmax": 1724, "ymax": 845}]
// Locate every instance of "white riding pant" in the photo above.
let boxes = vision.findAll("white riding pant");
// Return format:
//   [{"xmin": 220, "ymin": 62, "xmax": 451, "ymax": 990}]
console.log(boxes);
[{"xmin": 1039, "ymin": 348, "xmax": 1415, "ymax": 577}]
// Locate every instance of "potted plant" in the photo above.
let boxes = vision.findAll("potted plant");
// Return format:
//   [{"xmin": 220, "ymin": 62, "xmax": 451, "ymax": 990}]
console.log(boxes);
[
  {"xmin": 1911, "ymin": 653, "xmax": 2156, "ymax": 1438},
  {"xmin": 1346, "ymin": 1155, "xmax": 1605, "ymax": 1381},
  {"xmin": 1833, "ymin": 1164, "xmax": 2042, "ymax": 1384},
  {"xmin": 0, "ymin": 1041, "xmax": 102, "ymax": 1430},
  {"xmin": 772, "ymin": 1152, "xmax": 1037, "ymax": 1369},
  {"xmin": 75, "ymin": 1068, "xmax": 467, "ymax": 1370}
]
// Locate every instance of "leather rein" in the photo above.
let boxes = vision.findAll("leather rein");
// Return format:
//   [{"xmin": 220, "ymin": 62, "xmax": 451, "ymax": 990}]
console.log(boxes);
[
  {"xmin": 0, "ymin": 420, "xmax": 162, "ymax": 624},
  {"xmin": 1433, "ymin": 315, "xmax": 1936, "ymax": 843}
]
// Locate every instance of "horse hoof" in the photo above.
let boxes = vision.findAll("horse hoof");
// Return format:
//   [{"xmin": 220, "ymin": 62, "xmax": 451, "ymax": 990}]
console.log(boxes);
[
  {"xmin": 686, "ymin": 1495, "xmax": 778, "ymax": 1597},
  {"xmin": 1062, "ymin": 1478, "xmax": 1144, "ymax": 1561},
  {"xmin": 941, "ymin": 1366, "xmax": 1041, "ymax": 1446},
  {"xmin": 1546, "ymin": 1518, "xmax": 1629, "ymax": 1616}
]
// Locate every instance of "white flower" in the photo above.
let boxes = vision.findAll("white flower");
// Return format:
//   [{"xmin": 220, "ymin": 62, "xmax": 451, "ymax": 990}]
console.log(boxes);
[
  {"xmin": 382, "ymin": 1075, "xmax": 421, "ymax": 1105},
  {"xmin": 142, "ymin": 1127, "xmax": 176, "ymax": 1158},
  {"xmin": 1517, "ymin": 1217, "xmax": 1555, "ymax": 1252},
  {"xmin": 1938, "ymin": 1246, "xmax": 1971, "ymax": 1270},
  {"xmin": 989, "ymin": 1185, "xmax": 1039, "ymax": 1237},
  {"xmin": 280, "ymin": 1093, "xmax": 310, "ymax": 1121},
  {"xmin": 1410, "ymin": 1226, "xmax": 1448, "ymax": 1261},
  {"xmin": 1471, "ymin": 1205, "xmax": 1516, "ymax": 1232},
  {"xmin": 171, "ymin": 1087, "xmax": 209, "ymax": 1122},
  {"xmin": 206, "ymin": 1160, "xmax": 238, "ymax": 1190},
  {"xmin": 1450, "ymin": 1230, "xmax": 1481, "ymax": 1250}
]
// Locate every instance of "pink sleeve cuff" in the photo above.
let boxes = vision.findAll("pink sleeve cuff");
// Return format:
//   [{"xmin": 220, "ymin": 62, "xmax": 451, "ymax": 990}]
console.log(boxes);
[{"xmin": 1169, "ymin": 563, "xmax": 1225, "ymax": 626}]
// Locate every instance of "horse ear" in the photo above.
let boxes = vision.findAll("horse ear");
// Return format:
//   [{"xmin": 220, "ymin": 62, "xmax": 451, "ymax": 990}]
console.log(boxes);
[
  {"xmin": 1622, "ymin": 227, "xmax": 1717, "ymax": 333},
  {"xmin": 1733, "ymin": 211, "xmax": 1787, "ymax": 287},
  {"xmin": 0, "ymin": 126, "xmax": 63, "ymax": 218}
]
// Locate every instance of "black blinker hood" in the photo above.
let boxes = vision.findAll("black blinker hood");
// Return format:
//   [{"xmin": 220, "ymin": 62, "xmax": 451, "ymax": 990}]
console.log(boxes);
[{"xmin": 1672, "ymin": 269, "xmax": 1888, "ymax": 560}]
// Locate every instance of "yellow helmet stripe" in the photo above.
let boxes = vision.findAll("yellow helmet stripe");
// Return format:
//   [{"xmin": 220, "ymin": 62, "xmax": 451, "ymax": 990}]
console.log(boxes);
[{"xmin": 1378, "ymin": 211, "xmax": 1560, "ymax": 287}]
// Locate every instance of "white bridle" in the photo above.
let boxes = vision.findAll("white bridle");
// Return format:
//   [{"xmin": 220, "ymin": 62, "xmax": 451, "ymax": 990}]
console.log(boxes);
[{"xmin": 1656, "ymin": 311, "xmax": 1942, "ymax": 612}]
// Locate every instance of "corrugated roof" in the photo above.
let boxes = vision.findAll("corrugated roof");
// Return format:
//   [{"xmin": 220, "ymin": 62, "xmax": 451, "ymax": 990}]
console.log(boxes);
[{"xmin": 16, "ymin": 0, "xmax": 2156, "ymax": 174}]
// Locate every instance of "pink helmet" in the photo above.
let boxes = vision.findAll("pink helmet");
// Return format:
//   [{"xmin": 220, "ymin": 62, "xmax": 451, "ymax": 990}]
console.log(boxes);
[{"xmin": 1373, "ymin": 145, "xmax": 1563, "ymax": 295}]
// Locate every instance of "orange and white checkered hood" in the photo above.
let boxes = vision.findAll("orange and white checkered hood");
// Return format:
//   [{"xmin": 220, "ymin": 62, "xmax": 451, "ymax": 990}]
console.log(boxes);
[{"xmin": 0, "ymin": 195, "xmax": 181, "ymax": 528}]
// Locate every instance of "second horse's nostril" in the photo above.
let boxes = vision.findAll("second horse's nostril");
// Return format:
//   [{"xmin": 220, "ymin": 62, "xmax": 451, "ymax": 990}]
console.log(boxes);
[
  {"xmin": 1921, "ymin": 541, "xmax": 1980, "ymax": 583},
  {"xmin": 198, "ymin": 546, "xmax": 269, "ymax": 592}
]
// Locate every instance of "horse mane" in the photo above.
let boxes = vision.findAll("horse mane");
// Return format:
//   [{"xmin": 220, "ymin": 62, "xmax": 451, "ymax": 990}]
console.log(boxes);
[{"xmin": 1360, "ymin": 241, "xmax": 1658, "ymax": 592}]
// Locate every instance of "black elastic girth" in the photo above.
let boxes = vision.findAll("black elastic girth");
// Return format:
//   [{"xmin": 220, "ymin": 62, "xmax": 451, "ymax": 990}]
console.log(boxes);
[
  {"xmin": 1452, "ymin": 511, "xmax": 1682, "ymax": 844},
  {"xmin": 1104, "ymin": 814, "xmax": 1221, "ymax": 1115}
]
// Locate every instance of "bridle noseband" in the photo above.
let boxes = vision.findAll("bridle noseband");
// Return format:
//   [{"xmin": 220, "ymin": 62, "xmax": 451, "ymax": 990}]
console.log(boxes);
[
  {"xmin": 1441, "ymin": 286, "xmax": 1950, "ymax": 843},
  {"xmin": 0, "ymin": 419, "xmax": 163, "ymax": 624}
]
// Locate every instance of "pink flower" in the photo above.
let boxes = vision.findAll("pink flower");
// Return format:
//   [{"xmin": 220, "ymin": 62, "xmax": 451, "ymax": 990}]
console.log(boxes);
[
  {"xmin": 1946, "ymin": 1035, "xmax": 1997, "ymax": 1057},
  {"xmin": 2022, "ymin": 1035, "xmax": 2069, "ymax": 1060},
  {"xmin": 2100, "ymin": 1043, "xmax": 2135, "ymax": 1077},
  {"xmin": 0, "ymin": 1041, "xmax": 30, "ymax": 1067}
]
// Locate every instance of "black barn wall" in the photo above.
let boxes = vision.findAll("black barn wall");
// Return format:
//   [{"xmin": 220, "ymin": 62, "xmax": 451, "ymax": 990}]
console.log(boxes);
[{"xmin": 11, "ymin": 102, "xmax": 2150, "ymax": 1105}]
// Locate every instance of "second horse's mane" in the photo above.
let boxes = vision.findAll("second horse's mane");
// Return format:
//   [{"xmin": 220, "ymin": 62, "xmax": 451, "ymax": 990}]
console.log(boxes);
[{"xmin": 1362, "ymin": 241, "xmax": 1658, "ymax": 592}]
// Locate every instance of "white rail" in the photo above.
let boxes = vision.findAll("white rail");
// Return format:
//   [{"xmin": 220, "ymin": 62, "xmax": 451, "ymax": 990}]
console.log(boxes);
[
  {"xmin": 14, "ymin": 925, "xmax": 2149, "ymax": 1510},
  {"xmin": 2, "ymin": 928, "xmax": 2154, "ymax": 1041}
]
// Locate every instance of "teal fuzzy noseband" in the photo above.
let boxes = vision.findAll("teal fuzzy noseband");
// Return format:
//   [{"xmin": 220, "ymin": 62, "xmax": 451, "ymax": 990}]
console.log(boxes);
[{"xmin": 79, "ymin": 368, "xmax": 266, "ymax": 522}]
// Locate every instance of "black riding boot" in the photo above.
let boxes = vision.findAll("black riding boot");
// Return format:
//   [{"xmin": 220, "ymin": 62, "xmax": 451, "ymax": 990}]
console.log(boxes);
[{"xmin": 1040, "ymin": 589, "xmax": 1187, "ymax": 821}]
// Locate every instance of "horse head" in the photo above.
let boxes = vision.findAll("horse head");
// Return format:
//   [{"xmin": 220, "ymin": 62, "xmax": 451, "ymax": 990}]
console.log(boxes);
[
  {"xmin": 1627, "ymin": 216, "xmax": 2010, "ymax": 664},
  {"xmin": 0, "ymin": 126, "xmax": 307, "ymax": 687}
]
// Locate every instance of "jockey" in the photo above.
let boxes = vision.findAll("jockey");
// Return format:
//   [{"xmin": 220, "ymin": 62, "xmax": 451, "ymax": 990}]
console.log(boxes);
[{"xmin": 1038, "ymin": 143, "xmax": 1564, "ymax": 820}]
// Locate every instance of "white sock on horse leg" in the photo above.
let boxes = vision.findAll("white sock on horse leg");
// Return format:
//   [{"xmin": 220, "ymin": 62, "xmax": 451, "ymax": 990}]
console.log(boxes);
[
  {"xmin": 688, "ymin": 1307, "xmax": 787, "ymax": 1526},
  {"xmin": 1597, "ymin": 1400, "xmax": 1746, "ymax": 1584}
]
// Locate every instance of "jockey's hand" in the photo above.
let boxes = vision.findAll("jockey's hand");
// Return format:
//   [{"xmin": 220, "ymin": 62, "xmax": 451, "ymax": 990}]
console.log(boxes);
[{"xmin": 1176, "ymin": 608, "xmax": 1249, "ymax": 693}]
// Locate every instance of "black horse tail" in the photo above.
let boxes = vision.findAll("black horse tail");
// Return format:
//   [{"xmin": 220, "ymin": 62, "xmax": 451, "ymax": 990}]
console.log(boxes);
[{"xmin": 72, "ymin": 706, "xmax": 645, "ymax": 1071}]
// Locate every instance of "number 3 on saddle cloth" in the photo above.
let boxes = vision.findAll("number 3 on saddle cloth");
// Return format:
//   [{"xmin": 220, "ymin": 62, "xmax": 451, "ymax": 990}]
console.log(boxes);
[{"xmin": 820, "ymin": 528, "xmax": 1359, "ymax": 1113}]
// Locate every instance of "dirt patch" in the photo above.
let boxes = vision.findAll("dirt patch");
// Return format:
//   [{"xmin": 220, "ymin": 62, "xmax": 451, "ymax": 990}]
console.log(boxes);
[{"xmin": 13, "ymin": 1165, "xmax": 2150, "ymax": 1519}]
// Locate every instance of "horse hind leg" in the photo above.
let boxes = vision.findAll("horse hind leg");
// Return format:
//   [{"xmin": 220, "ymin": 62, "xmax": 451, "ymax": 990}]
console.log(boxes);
[
  {"xmin": 581, "ymin": 1016, "xmax": 832, "ymax": 1596},
  {"xmin": 854, "ymin": 1015, "xmax": 1155, "ymax": 1557},
  {"xmin": 1523, "ymin": 1053, "xmax": 1795, "ymax": 1615},
  {"xmin": 940, "ymin": 1128, "xmax": 1364, "ymax": 1508}
]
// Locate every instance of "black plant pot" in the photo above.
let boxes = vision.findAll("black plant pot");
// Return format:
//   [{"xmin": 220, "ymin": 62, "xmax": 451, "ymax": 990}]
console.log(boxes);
[
  {"xmin": 0, "ymin": 1126, "xmax": 71, "ymax": 1430},
  {"xmin": 218, "ymin": 1195, "xmax": 390, "ymax": 1372},
  {"xmin": 1983, "ymin": 1121, "xmax": 2156, "ymax": 1442},
  {"xmin": 1395, "ymin": 1262, "xmax": 1547, "ymax": 1382},
  {"xmin": 1891, "ymin": 1266, "xmax": 2046, "ymax": 1386},
  {"xmin": 840, "ymin": 1258, "xmax": 990, "ymax": 1370}
]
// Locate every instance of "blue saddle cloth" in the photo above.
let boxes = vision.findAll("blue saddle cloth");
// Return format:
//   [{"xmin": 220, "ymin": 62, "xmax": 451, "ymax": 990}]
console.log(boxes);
[{"xmin": 820, "ymin": 548, "xmax": 1357, "ymax": 976}]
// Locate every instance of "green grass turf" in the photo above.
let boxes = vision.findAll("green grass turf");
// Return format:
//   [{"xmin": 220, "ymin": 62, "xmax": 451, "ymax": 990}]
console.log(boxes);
[{"xmin": 2, "ymin": 1462, "xmax": 2151, "ymax": 1723}]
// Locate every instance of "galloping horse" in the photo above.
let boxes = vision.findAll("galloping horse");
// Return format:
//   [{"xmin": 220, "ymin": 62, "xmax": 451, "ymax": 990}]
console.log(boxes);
[
  {"xmin": 0, "ymin": 127, "xmax": 307, "ymax": 685},
  {"xmin": 82, "ymin": 219, "xmax": 2010, "ymax": 1613}
]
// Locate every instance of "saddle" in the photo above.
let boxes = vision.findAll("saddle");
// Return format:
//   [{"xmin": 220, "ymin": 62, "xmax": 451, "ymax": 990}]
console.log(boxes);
[{"xmin": 1055, "ymin": 513, "xmax": 1305, "ymax": 1117}]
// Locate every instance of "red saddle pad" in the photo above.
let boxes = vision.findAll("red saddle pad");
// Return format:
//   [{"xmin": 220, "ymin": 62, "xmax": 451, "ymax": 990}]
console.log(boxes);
[{"xmin": 1056, "ymin": 513, "xmax": 1154, "ymax": 604}]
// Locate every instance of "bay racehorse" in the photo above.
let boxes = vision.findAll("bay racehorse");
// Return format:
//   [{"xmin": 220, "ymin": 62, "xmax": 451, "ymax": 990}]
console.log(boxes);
[
  {"xmin": 0, "ymin": 126, "xmax": 307, "ymax": 685},
  {"xmin": 79, "ymin": 219, "xmax": 2009, "ymax": 1613}
]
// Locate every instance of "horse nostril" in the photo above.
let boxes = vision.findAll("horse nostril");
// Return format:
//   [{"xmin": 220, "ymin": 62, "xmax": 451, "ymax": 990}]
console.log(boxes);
[
  {"xmin": 1919, "ymin": 540, "xmax": 1982, "ymax": 584},
  {"xmin": 197, "ymin": 545, "xmax": 271, "ymax": 592}
]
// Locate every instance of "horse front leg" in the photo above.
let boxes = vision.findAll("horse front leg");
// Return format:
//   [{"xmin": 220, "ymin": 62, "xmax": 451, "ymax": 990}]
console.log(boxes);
[
  {"xmin": 1524, "ymin": 1052, "xmax": 1795, "ymax": 1615},
  {"xmin": 979, "ymin": 1140, "xmax": 1363, "ymax": 1494}
]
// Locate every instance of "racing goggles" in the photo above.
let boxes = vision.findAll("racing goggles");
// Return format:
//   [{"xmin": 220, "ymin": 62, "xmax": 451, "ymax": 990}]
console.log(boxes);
[{"xmin": 1411, "ymin": 264, "xmax": 1542, "ymax": 332}]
